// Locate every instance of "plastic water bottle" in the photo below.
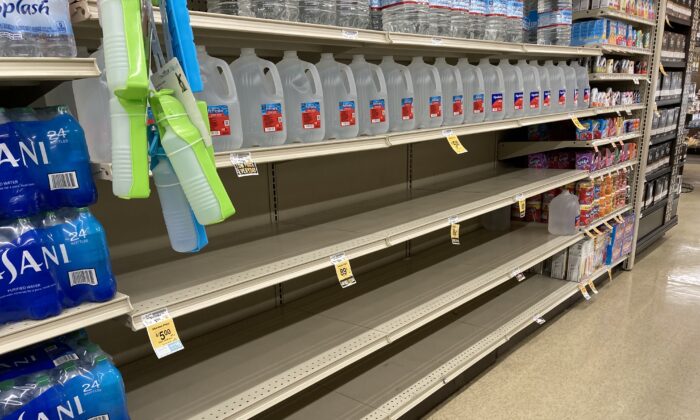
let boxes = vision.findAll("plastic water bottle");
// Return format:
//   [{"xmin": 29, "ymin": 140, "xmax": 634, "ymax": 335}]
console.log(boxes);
[
  {"xmin": 531, "ymin": 60, "xmax": 551, "ymax": 114},
  {"xmin": 277, "ymin": 51, "xmax": 326, "ymax": 143},
  {"xmin": 523, "ymin": 0, "xmax": 538, "ymax": 43},
  {"xmin": 456, "ymin": 58, "xmax": 486, "ymax": 124},
  {"xmin": 451, "ymin": 1, "xmax": 470, "ymax": 38},
  {"xmin": 229, "ymin": 49, "xmax": 287, "ymax": 147},
  {"xmin": 379, "ymin": 56, "xmax": 417, "ymax": 133},
  {"xmin": 506, "ymin": 0, "xmax": 524, "ymax": 42},
  {"xmin": 255, "ymin": 0, "xmax": 299, "ymax": 21},
  {"xmin": 349, "ymin": 55, "xmax": 389, "ymax": 136},
  {"xmin": 0, "ymin": 0, "xmax": 76, "ymax": 57},
  {"xmin": 408, "ymin": 57, "xmax": 443, "ymax": 129},
  {"xmin": 516, "ymin": 59, "xmax": 541, "ymax": 116},
  {"xmin": 196, "ymin": 46, "xmax": 244, "ymax": 152},
  {"xmin": 153, "ymin": 153, "xmax": 208, "ymax": 253},
  {"xmin": 469, "ymin": 0, "xmax": 487, "ymax": 39},
  {"xmin": 435, "ymin": 58, "xmax": 465, "ymax": 126},
  {"xmin": 207, "ymin": 0, "xmax": 254, "ymax": 15},
  {"xmin": 43, "ymin": 209, "xmax": 117, "ymax": 308},
  {"xmin": 0, "ymin": 218, "xmax": 62, "ymax": 325},
  {"xmin": 537, "ymin": 0, "xmax": 572, "ymax": 46},
  {"xmin": 428, "ymin": 1, "xmax": 453, "ymax": 36},
  {"xmin": 477, "ymin": 58, "xmax": 505, "ymax": 121},
  {"xmin": 370, "ymin": 0, "xmax": 383, "ymax": 30},
  {"xmin": 548, "ymin": 190, "xmax": 579, "ymax": 235},
  {"xmin": 317, "ymin": 54, "xmax": 360, "ymax": 140},
  {"xmin": 544, "ymin": 59, "xmax": 566, "ymax": 113},
  {"xmin": 498, "ymin": 59, "xmax": 525, "ymax": 119},
  {"xmin": 72, "ymin": 49, "xmax": 111, "ymax": 162},
  {"xmin": 382, "ymin": 0, "xmax": 430, "ymax": 34},
  {"xmin": 484, "ymin": 0, "xmax": 507, "ymax": 41},
  {"xmin": 336, "ymin": 0, "xmax": 370, "ymax": 28},
  {"xmin": 299, "ymin": 0, "xmax": 336, "ymax": 25},
  {"xmin": 571, "ymin": 59, "xmax": 590, "ymax": 109},
  {"xmin": 558, "ymin": 60, "xmax": 577, "ymax": 111}
]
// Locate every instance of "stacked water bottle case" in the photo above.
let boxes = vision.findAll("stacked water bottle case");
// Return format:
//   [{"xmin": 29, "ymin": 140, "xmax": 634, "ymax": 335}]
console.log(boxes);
[{"xmin": 0, "ymin": 107, "xmax": 117, "ymax": 325}]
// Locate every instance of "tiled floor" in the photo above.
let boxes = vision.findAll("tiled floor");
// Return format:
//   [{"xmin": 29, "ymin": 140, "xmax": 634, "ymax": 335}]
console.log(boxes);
[{"xmin": 428, "ymin": 157, "xmax": 700, "ymax": 420}]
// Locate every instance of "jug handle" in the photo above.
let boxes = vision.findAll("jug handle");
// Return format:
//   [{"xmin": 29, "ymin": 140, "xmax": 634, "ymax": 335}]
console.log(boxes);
[
  {"xmin": 260, "ymin": 59, "xmax": 284, "ymax": 97},
  {"xmin": 302, "ymin": 63, "xmax": 323, "ymax": 96},
  {"xmin": 342, "ymin": 64, "xmax": 358, "ymax": 97},
  {"xmin": 372, "ymin": 66, "xmax": 387, "ymax": 94},
  {"xmin": 430, "ymin": 66, "xmax": 441, "ymax": 91},
  {"xmin": 451, "ymin": 67, "xmax": 463, "ymax": 93},
  {"xmin": 217, "ymin": 62, "xmax": 236, "ymax": 99},
  {"xmin": 401, "ymin": 68, "xmax": 414, "ymax": 93}
]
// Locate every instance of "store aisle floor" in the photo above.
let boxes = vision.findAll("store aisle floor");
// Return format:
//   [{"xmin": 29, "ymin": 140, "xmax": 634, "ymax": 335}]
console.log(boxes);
[{"xmin": 428, "ymin": 156, "xmax": 700, "ymax": 420}]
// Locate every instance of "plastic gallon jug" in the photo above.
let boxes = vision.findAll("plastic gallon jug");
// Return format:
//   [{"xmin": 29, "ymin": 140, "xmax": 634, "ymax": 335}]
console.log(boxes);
[
  {"xmin": 43, "ymin": 209, "xmax": 117, "ymax": 308},
  {"xmin": 456, "ymin": 58, "xmax": 486, "ymax": 124},
  {"xmin": 0, "ymin": 219, "xmax": 62, "ymax": 325},
  {"xmin": 516, "ymin": 59, "xmax": 541, "ymax": 117},
  {"xmin": 229, "ymin": 48, "xmax": 287, "ymax": 147},
  {"xmin": 477, "ymin": 58, "xmax": 505, "ymax": 121},
  {"xmin": 153, "ymin": 151, "xmax": 208, "ymax": 253},
  {"xmin": 316, "ymin": 53, "xmax": 360, "ymax": 140},
  {"xmin": 196, "ymin": 46, "xmax": 244, "ymax": 152},
  {"xmin": 435, "ymin": 58, "xmax": 465, "ymax": 127},
  {"xmin": 379, "ymin": 56, "xmax": 416, "ymax": 133},
  {"xmin": 72, "ymin": 48, "xmax": 111, "ymax": 162},
  {"xmin": 277, "ymin": 51, "xmax": 326, "ymax": 143},
  {"xmin": 544, "ymin": 60, "xmax": 566, "ymax": 113},
  {"xmin": 548, "ymin": 190, "xmax": 580, "ymax": 236},
  {"xmin": 558, "ymin": 60, "xmax": 577, "ymax": 111},
  {"xmin": 571, "ymin": 59, "xmax": 590, "ymax": 109},
  {"xmin": 349, "ymin": 55, "xmax": 389, "ymax": 136},
  {"xmin": 530, "ymin": 60, "xmax": 551, "ymax": 114},
  {"xmin": 498, "ymin": 59, "xmax": 525, "ymax": 120},
  {"xmin": 408, "ymin": 57, "xmax": 443, "ymax": 129}
]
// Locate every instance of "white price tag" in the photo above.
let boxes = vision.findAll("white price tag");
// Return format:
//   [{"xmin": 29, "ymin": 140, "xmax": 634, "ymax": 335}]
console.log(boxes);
[
  {"xmin": 432, "ymin": 37, "xmax": 443, "ymax": 45},
  {"xmin": 534, "ymin": 317, "xmax": 546, "ymax": 325},
  {"xmin": 230, "ymin": 152, "xmax": 259, "ymax": 177},
  {"xmin": 342, "ymin": 29, "xmax": 359, "ymax": 39},
  {"xmin": 511, "ymin": 269, "xmax": 526, "ymax": 282}
]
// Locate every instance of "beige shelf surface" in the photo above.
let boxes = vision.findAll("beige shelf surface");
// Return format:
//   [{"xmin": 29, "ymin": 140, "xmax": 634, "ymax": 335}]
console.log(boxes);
[
  {"xmin": 588, "ymin": 73, "xmax": 650, "ymax": 82},
  {"xmin": 122, "ymin": 225, "xmax": 583, "ymax": 420},
  {"xmin": 92, "ymin": 104, "xmax": 644, "ymax": 179},
  {"xmin": 117, "ymin": 168, "xmax": 588, "ymax": 330},
  {"xmin": 498, "ymin": 131, "xmax": 642, "ymax": 160},
  {"xmin": 573, "ymin": 8, "xmax": 657, "ymax": 26},
  {"xmin": 0, "ymin": 293, "xmax": 132, "ymax": 356},
  {"xmin": 0, "ymin": 57, "xmax": 100, "ymax": 81},
  {"xmin": 588, "ymin": 160, "xmax": 638, "ymax": 179}
]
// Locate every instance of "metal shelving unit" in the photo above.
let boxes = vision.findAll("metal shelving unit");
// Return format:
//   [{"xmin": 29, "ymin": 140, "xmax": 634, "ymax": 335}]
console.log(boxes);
[
  {"xmin": 121, "ymin": 227, "xmax": 583, "ymax": 420},
  {"xmin": 498, "ymin": 132, "xmax": 641, "ymax": 160},
  {"xmin": 573, "ymin": 8, "xmax": 657, "ymax": 27},
  {"xmin": 0, "ymin": 57, "xmax": 100, "ymax": 81}
]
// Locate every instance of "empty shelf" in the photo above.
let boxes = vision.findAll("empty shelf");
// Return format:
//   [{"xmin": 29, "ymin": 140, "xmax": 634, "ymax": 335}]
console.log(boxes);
[
  {"xmin": 122, "ymin": 224, "xmax": 583, "ymax": 419},
  {"xmin": 0, "ymin": 293, "xmax": 132, "ymax": 356},
  {"xmin": 498, "ymin": 132, "xmax": 641, "ymax": 160},
  {"xmin": 118, "ymin": 168, "xmax": 587, "ymax": 330}
]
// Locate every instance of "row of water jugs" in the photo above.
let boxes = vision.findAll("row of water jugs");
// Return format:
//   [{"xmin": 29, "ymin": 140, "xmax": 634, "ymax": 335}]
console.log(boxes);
[{"xmin": 200, "ymin": 48, "xmax": 590, "ymax": 151}]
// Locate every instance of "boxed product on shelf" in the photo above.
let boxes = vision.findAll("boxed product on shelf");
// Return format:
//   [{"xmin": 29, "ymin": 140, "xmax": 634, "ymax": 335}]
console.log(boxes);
[
  {"xmin": 572, "ymin": 18, "xmax": 649, "ymax": 49},
  {"xmin": 550, "ymin": 249, "xmax": 568, "ymax": 280},
  {"xmin": 567, "ymin": 238, "xmax": 595, "ymax": 282},
  {"xmin": 0, "ymin": 331, "xmax": 129, "ymax": 419},
  {"xmin": 575, "ymin": 116, "xmax": 640, "ymax": 140}
]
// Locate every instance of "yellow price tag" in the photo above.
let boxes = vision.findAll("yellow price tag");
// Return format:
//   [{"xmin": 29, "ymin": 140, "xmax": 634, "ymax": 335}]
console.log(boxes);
[
  {"xmin": 331, "ymin": 253, "xmax": 356, "ymax": 288},
  {"xmin": 444, "ymin": 130, "xmax": 468, "ymax": 154},
  {"xmin": 608, "ymin": 268, "xmax": 613, "ymax": 282},
  {"xmin": 584, "ymin": 230, "xmax": 595, "ymax": 239},
  {"xmin": 451, "ymin": 223, "xmax": 461, "ymax": 245},
  {"xmin": 571, "ymin": 115, "xmax": 586, "ymax": 130},
  {"xmin": 603, "ymin": 221, "xmax": 613, "ymax": 229},
  {"xmin": 579, "ymin": 284, "xmax": 591, "ymax": 300},
  {"xmin": 588, "ymin": 279, "xmax": 599, "ymax": 294},
  {"xmin": 142, "ymin": 309, "xmax": 184, "ymax": 359},
  {"xmin": 660, "ymin": 64, "xmax": 667, "ymax": 77},
  {"xmin": 518, "ymin": 200, "xmax": 526, "ymax": 218}
]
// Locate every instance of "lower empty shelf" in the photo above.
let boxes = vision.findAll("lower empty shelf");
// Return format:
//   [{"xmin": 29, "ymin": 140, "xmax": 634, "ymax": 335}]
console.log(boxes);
[{"xmin": 121, "ymin": 224, "xmax": 583, "ymax": 419}]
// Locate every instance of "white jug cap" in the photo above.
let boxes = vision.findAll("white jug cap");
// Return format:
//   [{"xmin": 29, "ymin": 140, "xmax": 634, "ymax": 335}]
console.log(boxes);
[
  {"xmin": 240, "ymin": 48, "xmax": 256, "ymax": 56},
  {"xmin": 434, "ymin": 57, "xmax": 447, "ymax": 64},
  {"xmin": 320, "ymin": 53, "xmax": 334, "ymax": 60},
  {"xmin": 381, "ymin": 56, "xmax": 395, "ymax": 63},
  {"xmin": 411, "ymin": 56, "xmax": 424, "ymax": 63},
  {"xmin": 283, "ymin": 51, "xmax": 298, "ymax": 58},
  {"xmin": 352, "ymin": 54, "xmax": 365, "ymax": 61}
]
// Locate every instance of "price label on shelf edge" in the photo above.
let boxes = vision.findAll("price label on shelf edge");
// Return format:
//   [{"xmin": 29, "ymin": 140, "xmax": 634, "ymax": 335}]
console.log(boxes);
[
  {"xmin": 443, "ymin": 130, "xmax": 468, "ymax": 154},
  {"xmin": 141, "ymin": 308, "xmax": 184, "ymax": 359},
  {"xmin": 331, "ymin": 253, "xmax": 357, "ymax": 288},
  {"xmin": 230, "ymin": 152, "xmax": 259, "ymax": 177},
  {"xmin": 588, "ymin": 279, "xmax": 599, "ymax": 294},
  {"xmin": 570, "ymin": 114, "xmax": 586, "ymax": 130},
  {"xmin": 534, "ymin": 317, "xmax": 546, "ymax": 325},
  {"xmin": 342, "ymin": 29, "xmax": 359, "ymax": 39},
  {"xmin": 515, "ymin": 193, "xmax": 526, "ymax": 218},
  {"xmin": 511, "ymin": 269, "xmax": 526, "ymax": 282},
  {"xmin": 578, "ymin": 284, "xmax": 591, "ymax": 301}
]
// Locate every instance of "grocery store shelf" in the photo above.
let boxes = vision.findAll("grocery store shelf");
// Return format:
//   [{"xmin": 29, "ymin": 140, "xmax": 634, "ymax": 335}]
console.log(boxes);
[
  {"xmin": 79, "ymin": 3, "xmax": 601, "ymax": 58},
  {"xmin": 581, "ymin": 205, "xmax": 633, "ymax": 234},
  {"xmin": 661, "ymin": 59, "xmax": 687, "ymax": 68},
  {"xmin": 593, "ymin": 44, "xmax": 652, "ymax": 56},
  {"xmin": 0, "ymin": 57, "xmax": 100, "ymax": 82},
  {"xmin": 645, "ymin": 164, "xmax": 672, "ymax": 180},
  {"xmin": 650, "ymin": 125, "xmax": 677, "ymax": 137},
  {"xmin": 92, "ymin": 105, "xmax": 644, "ymax": 178},
  {"xmin": 122, "ymin": 225, "xmax": 583, "ymax": 420},
  {"xmin": 0, "ymin": 293, "xmax": 132, "ymax": 356},
  {"xmin": 637, "ymin": 216, "xmax": 678, "ymax": 253},
  {"xmin": 667, "ymin": 14, "xmax": 691, "ymax": 26},
  {"xmin": 650, "ymin": 130, "xmax": 677, "ymax": 145},
  {"xmin": 498, "ymin": 132, "xmax": 641, "ymax": 160},
  {"xmin": 642, "ymin": 196, "xmax": 669, "ymax": 218},
  {"xmin": 656, "ymin": 96, "xmax": 682, "ymax": 107},
  {"xmin": 588, "ymin": 73, "xmax": 649, "ymax": 82},
  {"xmin": 589, "ymin": 160, "xmax": 637, "ymax": 179},
  {"xmin": 117, "ymin": 168, "xmax": 587, "ymax": 330},
  {"xmin": 573, "ymin": 8, "xmax": 656, "ymax": 27}
]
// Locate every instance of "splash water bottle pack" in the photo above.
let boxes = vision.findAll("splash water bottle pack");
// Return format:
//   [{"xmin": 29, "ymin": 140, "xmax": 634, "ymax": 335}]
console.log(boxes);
[
  {"xmin": 0, "ymin": 333, "xmax": 129, "ymax": 420},
  {"xmin": 0, "ymin": 107, "xmax": 97, "ymax": 220}
]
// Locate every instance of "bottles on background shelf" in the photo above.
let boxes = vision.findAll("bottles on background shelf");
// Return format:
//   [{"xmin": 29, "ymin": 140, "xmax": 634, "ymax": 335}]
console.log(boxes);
[
  {"xmin": 0, "ymin": 0, "xmax": 77, "ymax": 57},
  {"xmin": 485, "ymin": 0, "xmax": 508, "ymax": 41},
  {"xmin": 537, "ymin": 0, "xmax": 572, "ymax": 46},
  {"xmin": 469, "ymin": 0, "xmax": 487, "ymax": 40},
  {"xmin": 506, "ymin": 0, "xmax": 524, "ymax": 42},
  {"xmin": 337, "ymin": 0, "xmax": 371, "ymax": 28},
  {"xmin": 381, "ymin": 0, "xmax": 430, "ymax": 34},
  {"xmin": 299, "ymin": 0, "xmax": 336, "ymax": 25},
  {"xmin": 428, "ymin": 0, "xmax": 453, "ymax": 37},
  {"xmin": 450, "ymin": 1, "xmax": 471, "ymax": 38}
]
